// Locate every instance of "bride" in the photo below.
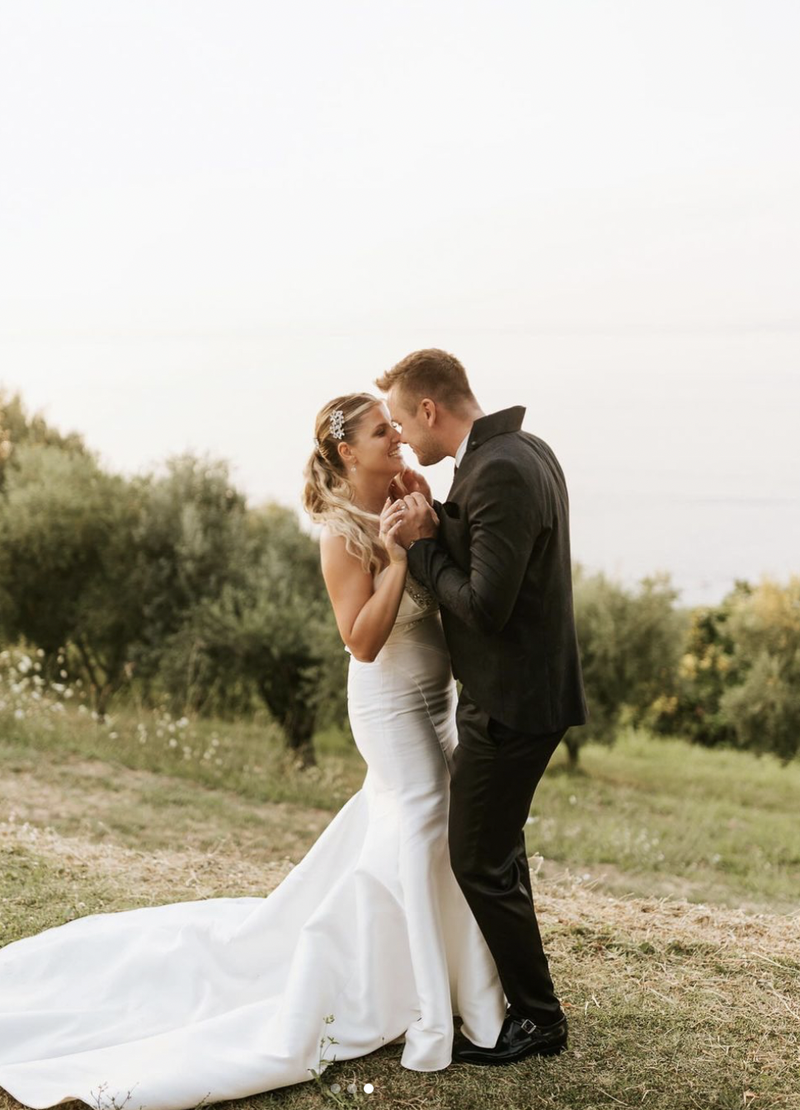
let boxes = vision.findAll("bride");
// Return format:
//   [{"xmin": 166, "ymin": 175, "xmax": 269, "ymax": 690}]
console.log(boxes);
[{"xmin": 0, "ymin": 392, "xmax": 506, "ymax": 1110}]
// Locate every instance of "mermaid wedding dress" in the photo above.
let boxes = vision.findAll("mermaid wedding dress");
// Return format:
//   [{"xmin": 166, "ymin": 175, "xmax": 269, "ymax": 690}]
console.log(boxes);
[{"xmin": 0, "ymin": 570, "xmax": 506, "ymax": 1110}]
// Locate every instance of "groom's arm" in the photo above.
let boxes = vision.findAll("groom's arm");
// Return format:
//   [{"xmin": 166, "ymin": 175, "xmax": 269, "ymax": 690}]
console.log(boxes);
[{"xmin": 407, "ymin": 458, "xmax": 542, "ymax": 636}]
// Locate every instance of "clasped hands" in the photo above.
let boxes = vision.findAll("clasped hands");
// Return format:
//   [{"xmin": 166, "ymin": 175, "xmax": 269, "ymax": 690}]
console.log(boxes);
[{"xmin": 379, "ymin": 470, "xmax": 439, "ymax": 560}]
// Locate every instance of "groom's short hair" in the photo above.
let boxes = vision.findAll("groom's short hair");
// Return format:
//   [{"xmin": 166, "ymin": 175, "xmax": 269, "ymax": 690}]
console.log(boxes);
[{"xmin": 375, "ymin": 348, "xmax": 475, "ymax": 414}]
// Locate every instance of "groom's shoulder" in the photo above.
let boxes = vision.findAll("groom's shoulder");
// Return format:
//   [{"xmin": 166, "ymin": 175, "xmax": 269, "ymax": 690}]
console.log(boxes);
[
  {"xmin": 464, "ymin": 433, "xmax": 543, "ymax": 493},
  {"xmin": 478, "ymin": 427, "xmax": 559, "ymax": 468},
  {"xmin": 467, "ymin": 431, "xmax": 566, "ymax": 503}
]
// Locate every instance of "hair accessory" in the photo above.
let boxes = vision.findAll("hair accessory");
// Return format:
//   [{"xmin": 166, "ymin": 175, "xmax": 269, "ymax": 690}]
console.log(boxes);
[
  {"xmin": 330, "ymin": 409, "xmax": 346, "ymax": 439},
  {"xmin": 313, "ymin": 436, "xmax": 320, "ymax": 449}
]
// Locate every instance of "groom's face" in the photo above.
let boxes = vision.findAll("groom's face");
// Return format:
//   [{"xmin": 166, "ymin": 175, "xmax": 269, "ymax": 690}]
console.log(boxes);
[{"xmin": 386, "ymin": 387, "xmax": 447, "ymax": 467}]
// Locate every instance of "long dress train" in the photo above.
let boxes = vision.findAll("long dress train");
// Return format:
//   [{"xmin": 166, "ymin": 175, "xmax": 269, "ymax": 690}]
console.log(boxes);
[{"xmin": 0, "ymin": 571, "xmax": 506, "ymax": 1110}]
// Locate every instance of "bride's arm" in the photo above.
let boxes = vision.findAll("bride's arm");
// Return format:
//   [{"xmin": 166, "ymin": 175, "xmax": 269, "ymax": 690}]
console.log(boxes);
[{"xmin": 320, "ymin": 528, "xmax": 407, "ymax": 663}]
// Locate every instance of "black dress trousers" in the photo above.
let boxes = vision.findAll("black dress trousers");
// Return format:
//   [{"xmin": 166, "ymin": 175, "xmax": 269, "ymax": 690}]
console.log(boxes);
[{"xmin": 448, "ymin": 686, "xmax": 566, "ymax": 1025}]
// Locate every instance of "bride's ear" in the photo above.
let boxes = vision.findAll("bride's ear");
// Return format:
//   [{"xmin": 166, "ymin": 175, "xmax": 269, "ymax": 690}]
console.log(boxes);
[{"xmin": 338, "ymin": 442, "xmax": 356, "ymax": 469}]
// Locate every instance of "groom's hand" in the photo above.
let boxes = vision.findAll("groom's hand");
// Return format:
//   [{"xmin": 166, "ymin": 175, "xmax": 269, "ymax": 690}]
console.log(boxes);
[
  {"xmin": 389, "ymin": 467, "xmax": 433, "ymax": 506},
  {"xmin": 394, "ymin": 492, "xmax": 439, "ymax": 548}
]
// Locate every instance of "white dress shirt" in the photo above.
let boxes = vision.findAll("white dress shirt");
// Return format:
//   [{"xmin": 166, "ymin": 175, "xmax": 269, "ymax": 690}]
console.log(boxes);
[{"xmin": 454, "ymin": 430, "xmax": 471, "ymax": 469}]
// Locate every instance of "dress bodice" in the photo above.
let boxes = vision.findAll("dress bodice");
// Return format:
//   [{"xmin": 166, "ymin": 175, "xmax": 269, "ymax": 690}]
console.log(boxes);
[{"xmin": 374, "ymin": 565, "xmax": 439, "ymax": 629}]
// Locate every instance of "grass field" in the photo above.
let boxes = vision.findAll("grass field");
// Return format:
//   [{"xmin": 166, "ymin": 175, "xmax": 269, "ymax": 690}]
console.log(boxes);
[{"xmin": 1, "ymin": 697, "xmax": 799, "ymax": 1110}]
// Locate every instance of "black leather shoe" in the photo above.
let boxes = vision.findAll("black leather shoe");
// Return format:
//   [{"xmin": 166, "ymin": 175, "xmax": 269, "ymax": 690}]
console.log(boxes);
[{"xmin": 453, "ymin": 1012, "xmax": 568, "ymax": 1065}]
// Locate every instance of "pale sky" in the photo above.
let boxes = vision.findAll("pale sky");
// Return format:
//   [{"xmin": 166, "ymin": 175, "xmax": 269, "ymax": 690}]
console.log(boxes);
[{"xmin": 1, "ymin": 1, "xmax": 799, "ymax": 604}]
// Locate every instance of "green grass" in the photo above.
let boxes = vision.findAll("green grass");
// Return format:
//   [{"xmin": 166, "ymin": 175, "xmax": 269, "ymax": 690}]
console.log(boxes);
[
  {"xmin": 1, "ymin": 703, "xmax": 799, "ymax": 1109},
  {"xmin": 1, "ymin": 701, "xmax": 364, "ymax": 811},
  {"xmin": 3, "ymin": 693, "xmax": 799, "ymax": 910},
  {"xmin": 530, "ymin": 731, "xmax": 800, "ymax": 912}
]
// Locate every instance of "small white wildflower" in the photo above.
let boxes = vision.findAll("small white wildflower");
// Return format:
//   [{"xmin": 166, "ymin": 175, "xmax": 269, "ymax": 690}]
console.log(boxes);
[
  {"xmin": 109, "ymin": 731, "xmax": 118, "ymax": 739},
  {"xmin": 168, "ymin": 738, "xmax": 178, "ymax": 748},
  {"xmin": 14, "ymin": 708, "xmax": 24, "ymax": 720},
  {"xmin": 364, "ymin": 1083, "xmax": 374, "ymax": 1094},
  {"xmin": 60, "ymin": 669, "xmax": 68, "ymax": 679}
]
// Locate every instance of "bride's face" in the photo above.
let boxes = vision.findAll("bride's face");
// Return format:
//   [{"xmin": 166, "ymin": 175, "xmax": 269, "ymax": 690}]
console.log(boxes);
[{"xmin": 349, "ymin": 403, "xmax": 404, "ymax": 476}]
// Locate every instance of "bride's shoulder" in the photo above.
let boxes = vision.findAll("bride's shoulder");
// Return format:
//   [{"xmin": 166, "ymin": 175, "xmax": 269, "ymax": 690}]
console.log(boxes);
[
  {"xmin": 319, "ymin": 527, "xmax": 372, "ymax": 580},
  {"xmin": 319, "ymin": 526, "xmax": 348, "ymax": 563}
]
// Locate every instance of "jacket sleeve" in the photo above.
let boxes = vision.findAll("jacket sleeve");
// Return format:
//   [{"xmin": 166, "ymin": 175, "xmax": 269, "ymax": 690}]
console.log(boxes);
[{"xmin": 407, "ymin": 457, "xmax": 542, "ymax": 636}]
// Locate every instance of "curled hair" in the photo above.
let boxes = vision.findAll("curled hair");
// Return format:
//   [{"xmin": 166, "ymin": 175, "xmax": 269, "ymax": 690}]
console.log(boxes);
[{"xmin": 302, "ymin": 393, "xmax": 385, "ymax": 575}]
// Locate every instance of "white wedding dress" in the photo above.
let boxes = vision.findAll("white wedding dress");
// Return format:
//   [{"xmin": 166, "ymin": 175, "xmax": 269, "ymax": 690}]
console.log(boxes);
[{"xmin": 0, "ymin": 569, "xmax": 506, "ymax": 1110}]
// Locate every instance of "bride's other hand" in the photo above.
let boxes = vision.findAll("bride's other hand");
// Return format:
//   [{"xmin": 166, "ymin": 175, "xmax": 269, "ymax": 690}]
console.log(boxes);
[
  {"xmin": 379, "ymin": 498, "xmax": 409, "ymax": 563},
  {"xmin": 389, "ymin": 467, "xmax": 432, "ymax": 505}
]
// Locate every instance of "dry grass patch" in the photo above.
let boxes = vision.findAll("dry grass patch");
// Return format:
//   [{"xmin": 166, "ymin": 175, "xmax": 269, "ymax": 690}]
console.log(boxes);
[
  {"xmin": 0, "ymin": 819, "xmax": 294, "ymax": 905},
  {"xmin": 1, "ymin": 755, "xmax": 331, "ymax": 862}
]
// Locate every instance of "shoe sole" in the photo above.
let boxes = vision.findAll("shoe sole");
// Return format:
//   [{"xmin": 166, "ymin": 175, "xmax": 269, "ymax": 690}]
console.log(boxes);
[{"xmin": 454, "ymin": 1042, "xmax": 567, "ymax": 1066}]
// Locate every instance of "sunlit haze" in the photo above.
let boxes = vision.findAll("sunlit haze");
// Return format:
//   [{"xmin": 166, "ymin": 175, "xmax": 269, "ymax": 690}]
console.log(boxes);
[{"xmin": 2, "ymin": 1, "xmax": 798, "ymax": 605}]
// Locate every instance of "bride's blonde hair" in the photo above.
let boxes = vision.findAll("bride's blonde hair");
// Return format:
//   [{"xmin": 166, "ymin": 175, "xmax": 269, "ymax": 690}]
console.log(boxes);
[{"xmin": 302, "ymin": 393, "xmax": 385, "ymax": 576}]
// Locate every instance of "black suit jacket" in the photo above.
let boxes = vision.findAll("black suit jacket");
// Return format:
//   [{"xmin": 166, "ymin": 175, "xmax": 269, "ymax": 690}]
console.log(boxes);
[{"xmin": 407, "ymin": 406, "xmax": 587, "ymax": 734}]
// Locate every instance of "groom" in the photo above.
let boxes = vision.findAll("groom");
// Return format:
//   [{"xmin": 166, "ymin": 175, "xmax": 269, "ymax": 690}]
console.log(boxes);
[{"xmin": 376, "ymin": 349, "xmax": 587, "ymax": 1065}]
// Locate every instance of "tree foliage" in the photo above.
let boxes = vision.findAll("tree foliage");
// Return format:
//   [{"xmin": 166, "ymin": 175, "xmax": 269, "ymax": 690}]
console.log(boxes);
[
  {"xmin": 0, "ymin": 442, "xmax": 144, "ymax": 711},
  {"xmin": 0, "ymin": 402, "xmax": 346, "ymax": 759},
  {"xmin": 0, "ymin": 388, "xmax": 89, "ymax": 492},
  {"xmin": 151, "ymin": 503, "xmax": 347, "ymax": 766},
  {"xmin": 569, "ymin": 567, "xmax": 684, "ymax": 766},
  {"xmin": 650, "ymin": 578, "xmax": 800, "ymax": 764},
  {"xmin": 720, "ymin": 578, "xmax": 800, "ymax": 762}
]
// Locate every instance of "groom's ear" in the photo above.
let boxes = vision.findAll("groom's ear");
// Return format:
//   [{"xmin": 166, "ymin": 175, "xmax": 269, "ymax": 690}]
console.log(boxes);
[{"xmin": 420, "ymin": 398, "xmax": 438, "ymax": 426}]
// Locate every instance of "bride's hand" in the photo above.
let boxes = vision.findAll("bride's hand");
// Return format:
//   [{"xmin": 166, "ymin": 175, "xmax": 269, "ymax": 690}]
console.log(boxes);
[
  {"xmin": 389, "ymin": 467, "xmax": 432, "ymax": 506},
  {"xmin": 379, "ymin": 498, "xmax": 409, "ymax": 563}
]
